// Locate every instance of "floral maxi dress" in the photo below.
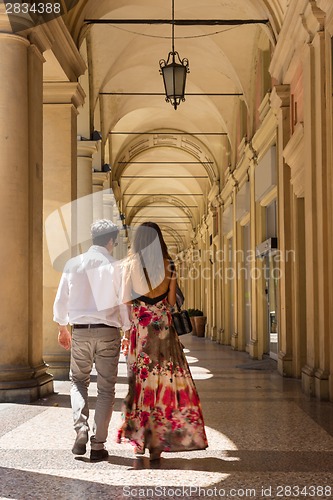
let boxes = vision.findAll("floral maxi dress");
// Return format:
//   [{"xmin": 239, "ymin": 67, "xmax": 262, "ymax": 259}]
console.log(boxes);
[{"xmin": 117, "ymin": 296, "xmax": 208, "ymax": 453}]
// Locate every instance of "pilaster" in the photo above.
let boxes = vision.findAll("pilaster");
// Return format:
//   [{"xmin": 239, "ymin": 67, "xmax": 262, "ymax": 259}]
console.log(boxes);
[
  {"xmin": 301, "ymin": 29, "xmax": 331, "ymax": 399},
  {"xmin": 271, "ymin": 85, "xmax": 294, "ymax": 377}
]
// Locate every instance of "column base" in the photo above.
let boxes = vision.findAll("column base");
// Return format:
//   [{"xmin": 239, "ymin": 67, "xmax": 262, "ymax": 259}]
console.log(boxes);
[
  {"xmin": 302, "ymin": 364, "xmax": 315, "ymax": 397},
  {"xmin": 0, "ymin": 372, "xmax": 54, "ymax": 403},
  {"xmin": 220, "ymin": 328, "xmax": 231, "ymax": 345},
  {"xmin": 44, "ymin": 353, "xmax": 70, "ymax": 380},
  {"xmin": 45, "ymin": 362, "xmax": 70, "ymax": 381},
  {"xmin": 231, "ymin": 332, "xmax": 238, "ymax": 350},
  {"xmin": 210, "ymin": 326, "xmax": 218, "ymax": 341},
  {"xmin": 278, "ymin": 351, "xmax": 293, "ymax": 377},
  {"xmin": 302, "ymin": 366, "xmax": 329, "ymax": 399},
  {"xmin": 248, "ymin": 339, "xmax": 259, "ymax": 359},
  {"xmin": 314, "ymin": 369, "xmax": 329, "ymax": 400}
]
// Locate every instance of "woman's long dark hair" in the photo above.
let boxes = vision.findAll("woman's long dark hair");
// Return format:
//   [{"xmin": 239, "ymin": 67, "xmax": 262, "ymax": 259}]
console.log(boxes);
[
  {"xmin": 128, "ymin": 222, "xmax": 172, "ymax": 290},
  {"xmin": 132, "ymin": 222, "xmax": 171, "ymax": 260}
]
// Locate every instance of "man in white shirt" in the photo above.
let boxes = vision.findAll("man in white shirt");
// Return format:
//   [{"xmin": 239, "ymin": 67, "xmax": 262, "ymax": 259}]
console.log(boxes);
[{"xmin": 53, "ymin": 219, "xmax": 131, "ymax": 462}]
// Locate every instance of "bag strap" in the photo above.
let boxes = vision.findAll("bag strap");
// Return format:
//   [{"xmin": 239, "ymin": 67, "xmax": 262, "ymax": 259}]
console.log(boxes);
[
  {"xmin": 139, "ymin": 255, "xmax": 178, "ymax": 306},
  {"xmin": 138, "ymin": 251, "xmax": 153, "ymax": 292}
]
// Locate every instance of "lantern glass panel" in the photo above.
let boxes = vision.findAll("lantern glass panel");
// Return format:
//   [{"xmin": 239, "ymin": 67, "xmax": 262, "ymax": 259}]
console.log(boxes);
[{"xmin": 162, "ymin": 63, "xmax": 187, "ymax": 99}]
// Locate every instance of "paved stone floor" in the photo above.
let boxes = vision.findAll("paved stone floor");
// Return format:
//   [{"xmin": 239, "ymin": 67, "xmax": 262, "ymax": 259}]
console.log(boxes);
[{"xmin": 1, "ymin": 335, "xmax": 333, "ymax": 500}]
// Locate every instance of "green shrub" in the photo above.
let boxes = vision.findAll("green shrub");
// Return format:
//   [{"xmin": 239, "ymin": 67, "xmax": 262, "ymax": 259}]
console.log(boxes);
[
  {"xmin": 187, "ymin": 308, "xmax": 204, "ymax": 317},
  {"xmin": 194, "ymin": 309, "xmax": 204, "ymax": 316}
]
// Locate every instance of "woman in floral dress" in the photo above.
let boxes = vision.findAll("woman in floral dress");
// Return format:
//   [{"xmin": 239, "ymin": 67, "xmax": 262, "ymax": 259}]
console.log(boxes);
[{"xmin": 117, "ymin": 222, "xmax": 208, "ymax": 460}]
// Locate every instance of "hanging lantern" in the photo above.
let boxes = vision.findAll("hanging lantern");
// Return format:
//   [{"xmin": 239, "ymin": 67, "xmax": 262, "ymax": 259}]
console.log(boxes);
[{"xmin": 159, "ymin": 0, "xmax": 189, "ymax": 110}]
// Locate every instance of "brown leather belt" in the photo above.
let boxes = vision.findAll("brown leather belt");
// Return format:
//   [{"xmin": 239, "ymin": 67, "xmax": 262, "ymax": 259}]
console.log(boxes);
[{"xmin": 73, "ymin": 323, "xmax": 112, "ymax": 329}]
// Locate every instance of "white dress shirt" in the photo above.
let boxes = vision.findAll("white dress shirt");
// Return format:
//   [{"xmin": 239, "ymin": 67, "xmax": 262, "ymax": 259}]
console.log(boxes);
[{"xmin": 53, "ymin": 245, "xmax": 131, "ymax": 331}]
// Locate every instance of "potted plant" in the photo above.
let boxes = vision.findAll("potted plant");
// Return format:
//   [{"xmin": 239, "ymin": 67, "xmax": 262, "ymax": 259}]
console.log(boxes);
[
  {"xmin": 187, "ymin": 308, "xmax": 197, "ymax": 335},
  {"xmin": 193, "ymin": 309, "xmax": 207, "ymax": 337}
]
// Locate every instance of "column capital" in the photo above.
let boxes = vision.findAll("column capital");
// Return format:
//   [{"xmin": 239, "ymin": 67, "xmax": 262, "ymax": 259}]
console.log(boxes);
[
  {"xmin": 302, "ymin": 1, "xmax": 325, "ymax": 39},
  {"xmin": 45, "ymin": 17, "xmax": 86, "ymax": 79},
  {"xmin": 0, "ymin": 31, "xmax": 30, "ymax": 46},
  {"xmin": 93, "ymin": 171, "xmax": 110, "ymax": 188},
  {"xmin": 77, "ymin": 140, "xmax": 99, "ymax": 158},
  {"xmin": 43, "ymin": 82, "xmax": 85, "ymax": 108},
  {"xmin": 283, "ymin": 122, "xmax": 305, "ymax": 197},
  {"xmin": 207, "ymin": 180, "xmax": 220, "ymax": 203},
  {"xmin": 270, "ymin": 85, "xmax": 290, "ymax": 113},
  {"xmin": 27, "ymin": 23, "xmax": 54, "ymax": 54},
  {"xmin": 216, "ymin": 193, "xmax": 224, "ymax": 208}
]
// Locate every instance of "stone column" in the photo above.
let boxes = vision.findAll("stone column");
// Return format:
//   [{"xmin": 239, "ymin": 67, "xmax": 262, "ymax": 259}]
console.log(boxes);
[
  {"xmin": 202, "ymin": 223, "xmax": 210, "ymax": 337},
  {"xmin": 283, "ymin": 123, "xmax": 307, "ymax": 378},
  {"xmin": 92, "ymin": 172, "xmax": 109, "ymax": 220},
  {"xmin": 231, "ymin": 189, "xmax": 239, "ymax": 350},
  {"xmin": 186, "ymin": 246, "xmax": 192, "ymax": 309},
  {"xmin": 43, "ymin": 82, "xmax": 85, "ymax": 379},
  {"xmin": 249, "ymin": 157, "xmax": 266, "ymax": 359},
  {"xmin": 270, "ymin": 85, "xmax": 294, "ymax": 376},
  {"xmin": 216, "ymin": 200, "xmax": 224, "ymax": 343},
  {"xmin": 292, "ymin": 195, "xmax": 306, "ymax": 376},
  {"xmin": 325, "ymin": 10, "xmax": 333, "ymax": 401},
  {"xmin": 209, "ymin": 206, "xmax": 218, "ymax": 341},
  {"xmin": 103, "ymin": 193, "xmax": 115, "ymax": 221},
  {"xmin": 77, "ymin": 140, "xmax": 98, "ymax": 252},
  {"xmin": 302, "ymin": 31, "xmax": 330, "ymax": 399},
  {"xmin": 0, "ymin": 32, "xmax": 53, "ymax": 402},
  {"xmin": 236, "ymin": 216, "xmax": 245, "ymax": 352}
]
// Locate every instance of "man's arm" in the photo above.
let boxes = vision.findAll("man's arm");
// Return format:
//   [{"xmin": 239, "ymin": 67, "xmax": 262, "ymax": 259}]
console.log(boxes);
[
  {"xmin": 58, "ymin": 325, "xmax": 72, "ymax": 350},
  {"xmin": 121, "ymin": 328, "xmax": 131, "ymax": 357},
  {"xmin": 53, "ymin": 273, "xmax": 71, "ymax": 350}
]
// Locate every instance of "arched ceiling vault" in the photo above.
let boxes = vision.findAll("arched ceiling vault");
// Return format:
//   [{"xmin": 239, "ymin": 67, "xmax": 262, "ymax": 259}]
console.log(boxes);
[
  {"xmin": 127, "ymin": 195, "xmax": 196, "ymax": 226},
  {"xmin": 112, "ymin": 130, "xmax": 219, "ymax": 184},
  {"xmin": 63, "ymin": 0, "xmax": 289, "ymax": 252}
]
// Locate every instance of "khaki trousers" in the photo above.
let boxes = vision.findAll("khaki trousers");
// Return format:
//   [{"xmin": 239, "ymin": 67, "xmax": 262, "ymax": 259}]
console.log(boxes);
[{"xmin": 70, "ymin": 326, "xmax": 121, "ymax": 450}]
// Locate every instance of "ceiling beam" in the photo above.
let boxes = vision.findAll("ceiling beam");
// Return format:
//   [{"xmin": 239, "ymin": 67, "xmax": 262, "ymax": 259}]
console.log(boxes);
[
  {"xmin": 121, "ymin": 176, "xmax": 208, "ymax": 178},
  {"xmin": 126, "ymin": 205, "xmax": 198, "ymax": 207},
  {"xmin": 109, "ymin": 131, "xmax": 227, "ymax": 136},
  {"xmin": 85, "ymin": 19, "xmax": 269, "ymax": 26},
  {"xmin": 101, "ymin": 92, "xmax": 242, "ymax": 96},
  {"xmin": 123, "ymin": 193, "xmax": 204, "ymax": 196},
  {"xmin": 132, "ymin": 216, "xmax": 192, "ymax": 219},
  {"xmin": 118, "ymin": 161, "xmax": 212, "ymax": 164}
]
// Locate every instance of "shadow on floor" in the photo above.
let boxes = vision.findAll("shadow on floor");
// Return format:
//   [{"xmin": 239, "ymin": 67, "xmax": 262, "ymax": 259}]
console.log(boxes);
[{"xmin": 106, "ymin": 450, "xmax": 333, "ymax": 472}]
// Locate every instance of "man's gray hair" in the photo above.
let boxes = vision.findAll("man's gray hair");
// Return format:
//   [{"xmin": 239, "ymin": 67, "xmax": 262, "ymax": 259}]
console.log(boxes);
[{"xmin": 91, "ymin": 219, "xmax": 119, "ymax": 247}]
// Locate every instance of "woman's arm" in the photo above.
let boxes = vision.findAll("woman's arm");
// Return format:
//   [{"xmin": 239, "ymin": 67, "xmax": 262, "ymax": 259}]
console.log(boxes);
[{"xmin": 167, "ymin": 262, "xmax": 177, "ymax": 306}]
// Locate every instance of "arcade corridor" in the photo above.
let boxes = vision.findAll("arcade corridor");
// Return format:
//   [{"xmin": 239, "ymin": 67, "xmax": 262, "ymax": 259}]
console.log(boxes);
[{"xmin": 1, "ymin": 0, "xmax": 333, "ymax": 496}]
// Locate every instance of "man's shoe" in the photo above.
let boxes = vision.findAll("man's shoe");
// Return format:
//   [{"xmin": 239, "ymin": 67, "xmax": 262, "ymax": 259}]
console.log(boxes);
[
  {"xmin": 90, "ymin": 449, "xmax": 109, "ymax": 462},
  {"xmin": 72, "ymin": 428, "xmax": 88, "ymax": 455}
]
